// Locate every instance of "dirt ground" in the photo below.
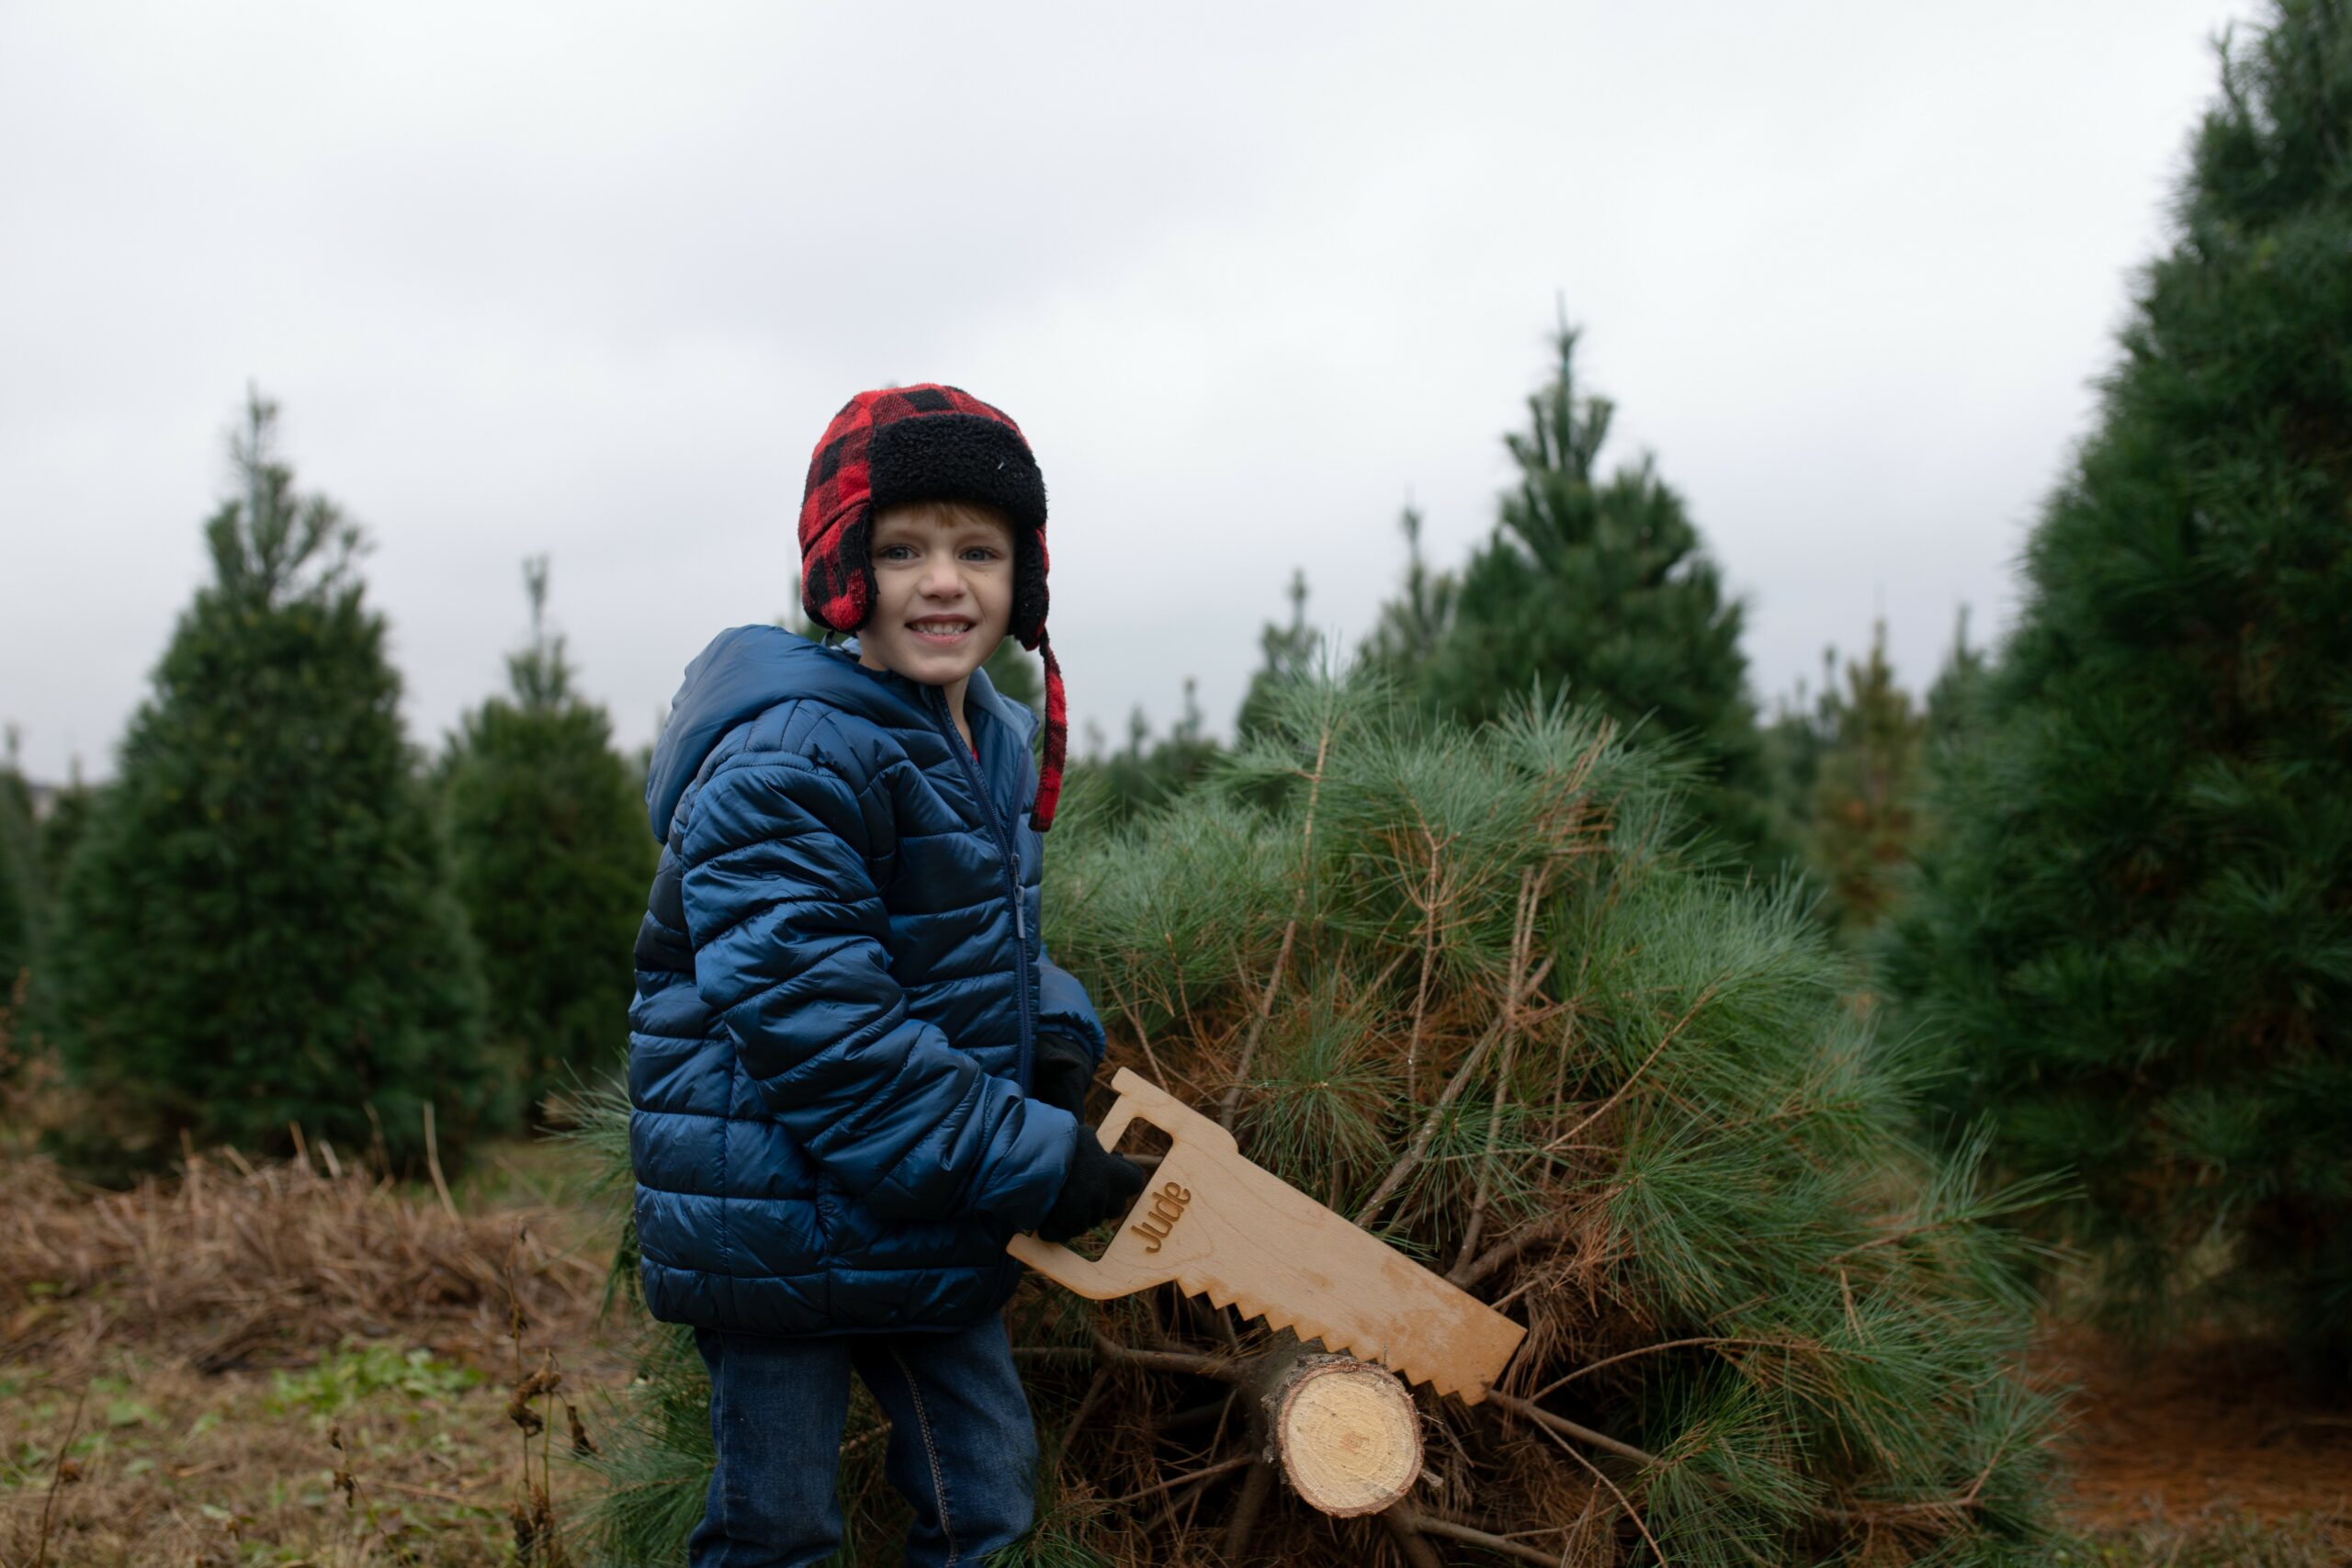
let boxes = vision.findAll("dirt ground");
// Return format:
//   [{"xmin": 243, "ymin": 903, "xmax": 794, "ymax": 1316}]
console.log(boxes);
[
  {"xmin": 5, "ymin": 1139, "xmax": 2349, "ymax": 1566},
  {"xmin": 2037, "ymin": 1324, "xmax": 2351, "ymax": 1553}
]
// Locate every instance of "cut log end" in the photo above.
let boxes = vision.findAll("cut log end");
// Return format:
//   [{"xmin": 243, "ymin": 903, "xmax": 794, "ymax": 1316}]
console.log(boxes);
[{"xmin": 1269, "ymin": 1354, "xmax": 1423, "ymax": 1517}]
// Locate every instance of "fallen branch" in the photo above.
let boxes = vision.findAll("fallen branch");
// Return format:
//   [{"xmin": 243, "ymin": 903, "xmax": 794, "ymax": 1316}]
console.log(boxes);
[
  {"xmin": 1510, "ymin": 1407, "xmax": 1668, "ymax": 1566},
  {"xmin": 1484, "ymin": 1389, "xmax": 1665, "ymax": 1470},
  {"xmin": 1533, "ymin": 1336, "xmax": 1832, "ymax": 1400},
  {"xmin": 1090, "ymin": 1329, "xmax": 1245, "ymax": 1382},
  {"xmin": 1449, "ymin": 1213, "xmax": 1573, "ymax": 1291},
  {"xmin": 1107, "ymin": 1450, "xmax": 1254, "ymax": 1505},
  {"xmin": 1390, "ymin": 1507, "xmax": 1566, "ymax": 1567}
]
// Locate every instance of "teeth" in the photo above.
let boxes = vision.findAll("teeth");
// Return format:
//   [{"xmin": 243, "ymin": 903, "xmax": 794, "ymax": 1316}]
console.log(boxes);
[{"xmin": 1189, "ymin": 1288, "xmax": 1464, "ymax": 1397}]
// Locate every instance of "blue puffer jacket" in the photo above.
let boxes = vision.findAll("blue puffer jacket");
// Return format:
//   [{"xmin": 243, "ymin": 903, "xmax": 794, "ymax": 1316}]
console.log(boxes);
[{"xmin": 628, "ymin": 625, "xmax": 1105, "ymax": 1337}]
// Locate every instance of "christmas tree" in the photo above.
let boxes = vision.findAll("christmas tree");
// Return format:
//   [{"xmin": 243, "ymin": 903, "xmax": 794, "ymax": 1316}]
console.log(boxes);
[
  {"xmin": 48, "ymin": 392, "xmax": 490, "ymax": 1168},
  {"xmin": 0, "ymin": 728, "xmax": 39, "ymax": 1004},
  {"xmin": 1888, "ymin": 0, "xmax": 2352, "ymax": 1365},
  {"xmin": 1359, "ymin": 503, "xmax": 1457, "ymax": 685},
  {"xmin": 1805, "ymin": 623, "xmax": 1924, "ymax": 935},
  {"xmin": 1412, "ymin": 318, "xmax": 1780, "ymax": 872},
  {"xmin": 440, "ymin": 558, "xmax": 652, "ymax": 1122}
]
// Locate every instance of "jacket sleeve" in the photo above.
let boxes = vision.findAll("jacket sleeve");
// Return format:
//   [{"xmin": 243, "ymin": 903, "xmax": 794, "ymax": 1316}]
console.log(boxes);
[
  {"xmin": 1036, "ymin": 946, "xmax": 1108, "ymax": 1073},
  {"xmin": 679, "ymin": 752, "xmax": 1076, "ymax": 1230}
]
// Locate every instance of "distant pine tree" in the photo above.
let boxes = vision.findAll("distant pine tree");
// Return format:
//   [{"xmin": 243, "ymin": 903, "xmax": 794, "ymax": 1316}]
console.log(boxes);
[
  {"xmin": 1921, "ymin": 607, "xmax": 1986, "ymax": 750},
  {"xmin": 441, "ymin": 558, "xmax": 652, "ymax": 1123},
  {"xmin": 1807, "ymin": 623, "xmax": 1924, "ymax": 934},
  {"xmin": 1889, "ymin": 0, "xmax": 2352, "ymax": 1367},
  {"xmin": 1069, "ymin": 676, "xmax": 1222, "ymax": 827},
  {"xmin": 1415, "ymin": 317, "xmax": 1779, "ymax": 870},
  {"xmin": 981, "ymin": 637, "xmax": 1043, "ymax": 711},
  {"xmin": 1235, "ymin": 568, "xmax": 1320, "ymax": 742},
  {"xmin": 1359, "ymin": 503, "xmax": 1456, "ymax": 683},
  {"xmin": 0, "ymin": 728, "xmax": 38, "ymax": 1000},
  {"xmin": 49, "ymin": 392, "xmax": 490, "ymax": 1168},
  {"xmin": 1759, "ymin": 649, "xmax": 1839, "ymax": 861}
]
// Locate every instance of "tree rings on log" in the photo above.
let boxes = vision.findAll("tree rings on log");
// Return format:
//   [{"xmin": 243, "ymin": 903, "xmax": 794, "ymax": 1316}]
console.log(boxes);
[{"xmin": 1267, "ymin": 1353, "xmax": 1423, "ymax": 1517}]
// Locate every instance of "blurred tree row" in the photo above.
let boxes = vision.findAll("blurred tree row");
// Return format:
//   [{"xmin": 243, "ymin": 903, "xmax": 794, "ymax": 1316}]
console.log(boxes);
[
  {"xmin": 15, "ymin": 395, "xmax": 651, "ymax": 1175},
  {"xmin": 1888, "ymin": 0, "xmax": 2352, "ymax": 1373},
  {"xmin": 438, "ymin": 557, "xmax": 650, "ymax": 1122}
]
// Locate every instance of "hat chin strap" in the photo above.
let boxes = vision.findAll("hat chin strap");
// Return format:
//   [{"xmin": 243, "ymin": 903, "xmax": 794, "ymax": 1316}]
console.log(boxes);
[{"xmin": 1031, "ymin": 632, "xmax": 1066, "ymax": 832}]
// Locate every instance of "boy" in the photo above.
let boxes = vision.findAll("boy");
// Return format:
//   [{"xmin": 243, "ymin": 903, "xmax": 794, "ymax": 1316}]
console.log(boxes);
[{"xmin": 629, "ymin": 385, "xmax": 1148, "ymax": 1566}]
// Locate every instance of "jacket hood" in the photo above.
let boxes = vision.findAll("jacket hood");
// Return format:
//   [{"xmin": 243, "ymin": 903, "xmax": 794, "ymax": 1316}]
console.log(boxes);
[{"xmin": 644, "ymin": 625, "xmax": 1033, "ymax": 841}]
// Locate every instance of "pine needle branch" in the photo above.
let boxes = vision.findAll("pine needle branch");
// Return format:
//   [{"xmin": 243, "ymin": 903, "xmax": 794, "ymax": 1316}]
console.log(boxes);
[
  {"xmin": 1357, "ymin": 886, "xmax": 1555, "ymax": 1228},
  {"xmin": 1542, "ymin": 979, "xmax": 1722, "ymax": 1153}
]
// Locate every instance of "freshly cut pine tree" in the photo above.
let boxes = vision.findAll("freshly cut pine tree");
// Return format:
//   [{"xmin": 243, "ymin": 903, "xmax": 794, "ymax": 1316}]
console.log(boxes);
[
  {"xmin": 1413, "ymin": 321, "xmax": 1780, "ymax": 871},
  {"xmin": 49, "ymin": 393, "xmax": 489, "ymax": 1168},
  {"xmin": 440, "ymin": 558, "xmax": 651, "ymax": 1122},
  {"xmin": 575, "ymin": 670, "xmax": 2056, "ymax": 1567},
  {"xmin": 1888, "ymin": 0, "xmax": 2352, "ymax": 1366}
]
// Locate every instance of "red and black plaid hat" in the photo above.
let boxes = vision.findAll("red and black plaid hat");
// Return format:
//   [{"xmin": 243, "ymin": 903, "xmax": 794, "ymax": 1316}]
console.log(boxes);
[{"xmin": 798, "ymin": 383, "xmax": 1067, "ymax": 831}]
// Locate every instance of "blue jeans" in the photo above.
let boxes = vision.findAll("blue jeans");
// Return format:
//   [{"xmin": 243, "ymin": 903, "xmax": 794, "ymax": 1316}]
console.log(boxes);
[{"xmin": 688, "ymin": 1315, "xmax": 1039, "ymax": 1568}]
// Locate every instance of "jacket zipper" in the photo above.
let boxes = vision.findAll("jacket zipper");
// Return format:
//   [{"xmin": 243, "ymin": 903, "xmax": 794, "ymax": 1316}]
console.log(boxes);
[{"xmin": 928, "ymin": 686, "xmax": 1035, "ymax": 1094}]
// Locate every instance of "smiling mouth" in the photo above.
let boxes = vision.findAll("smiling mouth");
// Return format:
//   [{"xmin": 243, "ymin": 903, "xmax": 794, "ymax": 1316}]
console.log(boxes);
[{"xmin": 909, "ymin": 620, "xmax": 975, "ymax": 641}]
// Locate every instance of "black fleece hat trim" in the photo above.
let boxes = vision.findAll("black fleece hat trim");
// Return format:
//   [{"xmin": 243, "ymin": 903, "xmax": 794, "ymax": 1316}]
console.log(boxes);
[{"xmin": 868, "ymin": 412, "xmax": 1048, "ymax": 536}]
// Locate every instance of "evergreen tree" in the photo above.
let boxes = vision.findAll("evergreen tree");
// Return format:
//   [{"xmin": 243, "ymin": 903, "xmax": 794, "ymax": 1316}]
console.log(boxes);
[
  {"xmin": 1414, "ymin": 317, "xmax": 1779, "ymax": 868},
  {"xmin": 1358, "ymin": 502, "xmax": 1456, "ymax": 683},
  {"xmin": 48, "ymin": 392, "xmax": 490, "ymax": 1168},
  {"xmin": 1922, "ymin": 606, "xmax": 1987, "ymax": 750},
  {"xmin": 1758, "ymin": 649, "xmax": 1840, "ymax": 856},
  {"xmin": 1807, "ymin": 622, "xmax": 1924, "ymax": 934},
  {"xmin": 981, "ymin": 637, "xmax": 1043, "ymax": 711},
  {"xmin": 0, "ymin": 727, "xmax": 39, "ymax": 1001},
  {"xmin": 441, "ymin": 558, "xmax": 653, "ymax": 1122},
  {"xmin": 1235, "ymin": 568, "xmax": 1320, "ymax": 742},
  {"xmin": 1069, "ymin": 676, "xmax": 1223, "ymax": 827},
  {"xmin": 1889, "ymin": 0, "xmax": 2352, "ymax": 1367}
]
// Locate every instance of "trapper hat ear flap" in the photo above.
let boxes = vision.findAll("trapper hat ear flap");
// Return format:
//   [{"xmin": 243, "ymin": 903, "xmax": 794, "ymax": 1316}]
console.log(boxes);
[{"xmin": 797, "ymin": 384, "xmax": 1067, "ymax": 830}]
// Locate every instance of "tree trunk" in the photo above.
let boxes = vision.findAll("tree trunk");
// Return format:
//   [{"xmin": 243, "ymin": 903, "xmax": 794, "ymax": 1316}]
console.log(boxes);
[{"xmin": 1254, "ymin": 1348, "xmax": 1422, "ymax": 1519}]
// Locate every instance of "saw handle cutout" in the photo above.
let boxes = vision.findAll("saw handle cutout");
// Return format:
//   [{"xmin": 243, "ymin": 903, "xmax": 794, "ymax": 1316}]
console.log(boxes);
[{"xmin": 1009, "ymin": 1070, "xmax": 1232, "ymax": 1299}]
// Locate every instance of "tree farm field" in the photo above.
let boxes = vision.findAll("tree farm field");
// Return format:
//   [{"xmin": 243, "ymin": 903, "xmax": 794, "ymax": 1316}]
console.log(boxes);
[
  {"xmin": 0, "ymin": 1127, "xmax": 638, "ymax": 1568},
  {"xmin": 0, "ymin": 1122, "xmax": 2345, "ymax": 1566}
]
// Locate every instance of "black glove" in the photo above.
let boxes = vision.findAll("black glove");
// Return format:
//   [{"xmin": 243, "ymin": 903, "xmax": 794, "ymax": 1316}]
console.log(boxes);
[
  {"xmin": 1038, "ymin": 1126, "xmax": 1148, "ymax": 1243},
  {"xmin": 1031, "ymin": 1036, "xmax": 1095, "ymax": 1119}
]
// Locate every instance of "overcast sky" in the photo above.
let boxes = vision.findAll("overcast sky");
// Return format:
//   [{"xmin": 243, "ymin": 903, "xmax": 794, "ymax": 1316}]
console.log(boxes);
[{"xmin": 0, "ymin": 1, "xmax": 2263, "ymax": 785}]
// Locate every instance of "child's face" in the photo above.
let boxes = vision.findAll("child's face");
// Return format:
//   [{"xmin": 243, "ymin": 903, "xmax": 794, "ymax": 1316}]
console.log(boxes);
[{"xmin": 854, "ymin": 502, "xmax": 1016, "ymax": 690}]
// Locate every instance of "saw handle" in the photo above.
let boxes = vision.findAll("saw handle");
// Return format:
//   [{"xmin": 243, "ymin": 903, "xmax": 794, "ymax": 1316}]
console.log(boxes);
[
  {"xmin": 1007, "ymin": 1068, "xmax": 1230, "ymax": 1298},
  {"xmin": 1086, "ymin": 1066, "xmax": 1236, "ymax": 1160}
]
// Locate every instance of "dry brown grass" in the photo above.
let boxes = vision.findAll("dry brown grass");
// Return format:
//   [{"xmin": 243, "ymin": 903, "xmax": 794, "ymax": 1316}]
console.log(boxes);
[{"xmin": 0, "ymin": 1140, "xmax": 630, "ymax": 1568}]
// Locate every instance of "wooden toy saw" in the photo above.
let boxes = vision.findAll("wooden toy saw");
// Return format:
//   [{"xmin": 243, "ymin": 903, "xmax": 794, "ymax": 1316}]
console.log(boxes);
[{"xmin": 1009, "ymin": 1067, "xmax": 1526, "ymax": 1403}]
